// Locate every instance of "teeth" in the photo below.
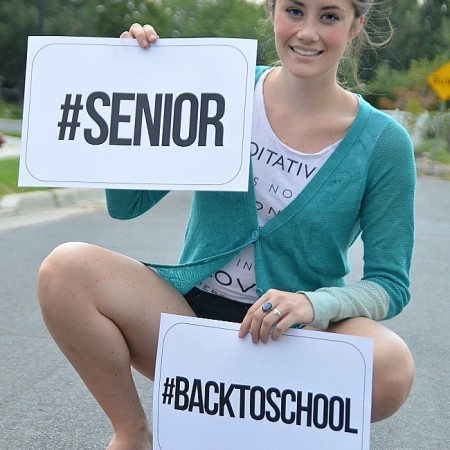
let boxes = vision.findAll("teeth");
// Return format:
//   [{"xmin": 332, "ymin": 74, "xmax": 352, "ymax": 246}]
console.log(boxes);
[{"xmin": 292, "ymin": 48, "xmax": 320, "ymax": 56}]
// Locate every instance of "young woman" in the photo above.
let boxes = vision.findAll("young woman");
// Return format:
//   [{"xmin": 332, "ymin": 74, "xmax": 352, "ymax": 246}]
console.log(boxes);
[{"xmin": 37, "ymin": 1, "xmax": 416, "ymax": 448}]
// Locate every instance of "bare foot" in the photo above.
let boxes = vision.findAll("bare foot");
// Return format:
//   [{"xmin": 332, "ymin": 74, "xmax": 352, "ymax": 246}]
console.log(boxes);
[{"xmin": 106, "ymin": 427, "xmax": 152, "ymax": 450}]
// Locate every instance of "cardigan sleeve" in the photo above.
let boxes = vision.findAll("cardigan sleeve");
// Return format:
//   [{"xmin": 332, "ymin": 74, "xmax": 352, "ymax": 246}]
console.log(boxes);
[
  {"xmin": 105, "ymin": 189, "xmax": 169, "ymax": 220},
  {"xmin": 301, "ymin": 120, "xmax": 416, "ymax": 329}
]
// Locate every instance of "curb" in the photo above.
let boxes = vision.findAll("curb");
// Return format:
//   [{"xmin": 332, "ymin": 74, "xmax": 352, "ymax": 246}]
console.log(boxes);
[{"xmin": 0, "ymin": 188, "xmax": 106, "ymax": 218}]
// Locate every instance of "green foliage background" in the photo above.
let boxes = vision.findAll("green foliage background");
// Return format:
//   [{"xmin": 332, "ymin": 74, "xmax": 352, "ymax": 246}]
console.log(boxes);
[{"xmin": 0, "ymin": 0, "xmax": 449, "ymax": 110}]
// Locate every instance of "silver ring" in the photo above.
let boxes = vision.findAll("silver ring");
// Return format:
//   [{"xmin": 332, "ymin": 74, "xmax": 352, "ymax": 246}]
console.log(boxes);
[{"xmin": 272, "ymin": 308, "xmax": 282, "ymax": 318}]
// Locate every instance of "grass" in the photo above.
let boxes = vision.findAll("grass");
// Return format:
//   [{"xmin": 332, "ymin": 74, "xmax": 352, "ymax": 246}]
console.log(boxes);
[
  {"xmin": 0, "ymin": 129, "xmax": 21, "ymax": 138},
  {"xmin": 0, "ymin": 156, "xmax": 47, "ymax": 197},
  {"xmin": 0, "ymin": 101, "xmax": 22, "ymax": 120}
]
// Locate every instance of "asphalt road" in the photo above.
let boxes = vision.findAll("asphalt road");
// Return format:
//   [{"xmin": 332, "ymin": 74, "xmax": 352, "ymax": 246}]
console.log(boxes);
[{"xmin": 1, "ymin": 177, "xmax": 449, "ymax": 449}]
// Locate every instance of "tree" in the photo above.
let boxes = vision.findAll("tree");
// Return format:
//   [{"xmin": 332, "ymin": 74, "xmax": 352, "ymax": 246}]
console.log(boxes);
[
  {"xmin": 140, "ymin": 0, "xmax": 267, "ymax": 61},
  {"xmin": 418, "ymin": 0, "xmax": 450, "ymax": 58},
  {"xmin": 152, "ymin": 0, "xmax": 264, "ymax": 37},
  {"xmin": 379, "ymin": 0, "xmax": 450, "ymax": 71},
  {"xmin": 0, "ymin": 0, "xmax": 267, "ymax": 101},
  {"xmin": 0, "ymin": 0, "xmax": 98, "ymax": 99},
  {"xmin": 376, "ymin": 0, "xmax": 419, "ymax": 71},
  {"xmin": 93, "ymin": 0, "xmax": 168, "ymax": 38},
  {"xmin": 0, "ymin": 0, "xmax": 37, "ymax": 95}
]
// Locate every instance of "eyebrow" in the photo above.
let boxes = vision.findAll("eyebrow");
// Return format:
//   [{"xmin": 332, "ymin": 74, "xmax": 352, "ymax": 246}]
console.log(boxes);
[{"xmin": 286, "ymin": 0, "xmax": 345, "ymax": 12}]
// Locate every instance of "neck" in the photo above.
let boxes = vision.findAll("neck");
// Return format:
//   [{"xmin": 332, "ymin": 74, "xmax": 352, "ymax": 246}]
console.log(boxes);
[{"xmin": 267, "ymin": 65, "xmax": 348, "ymax": 114}]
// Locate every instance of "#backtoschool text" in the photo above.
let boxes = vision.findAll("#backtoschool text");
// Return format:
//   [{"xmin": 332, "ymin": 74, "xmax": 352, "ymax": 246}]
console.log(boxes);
[
  {"xmin": 162, "ymin": 376, "xmax": 359, "ymax": 434},
  {"xmin": 57, "ymin": 92, "xmax": 225, "ymax": 147}
]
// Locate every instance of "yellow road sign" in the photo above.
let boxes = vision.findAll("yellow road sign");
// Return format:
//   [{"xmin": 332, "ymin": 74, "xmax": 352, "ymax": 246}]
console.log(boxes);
[{"xmin": 428, "ymin": 62, "xmax": 450, "ymax": 102}]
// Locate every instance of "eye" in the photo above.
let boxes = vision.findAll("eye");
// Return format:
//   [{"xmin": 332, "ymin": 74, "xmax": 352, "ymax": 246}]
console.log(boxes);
[
  {"xmin": 321, "ymin": 12, "xmax": 340, "ymax": 23},
  {"xmin": 286, "ymin": 7, "xmax": 303, "ymax": 17}
]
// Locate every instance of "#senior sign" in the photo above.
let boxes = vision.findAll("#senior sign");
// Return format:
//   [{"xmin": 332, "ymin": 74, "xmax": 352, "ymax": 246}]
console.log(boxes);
[
  {"xmin": 154, "ymin": 314, "xmax": 373, "ymax": 450},
  {"xmin": 19, "ymin": 36, "xmax": 257, "ymax": 191}
]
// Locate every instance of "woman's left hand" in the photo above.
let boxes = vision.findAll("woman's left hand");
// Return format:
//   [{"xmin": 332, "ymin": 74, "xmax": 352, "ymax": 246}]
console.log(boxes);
[{"xmin": 238, "ymin": 289, "xmax": 314, "ymax": 343}]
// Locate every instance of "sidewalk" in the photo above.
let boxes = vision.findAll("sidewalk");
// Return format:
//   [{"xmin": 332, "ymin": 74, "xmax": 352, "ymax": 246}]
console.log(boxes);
[
  {"xmin": 0, "ymin": 135, "xmax": 105, "ymax": 218},
  {"xmin": 0, "ymin": 134, "xmax": 21, "ymax": 159}
]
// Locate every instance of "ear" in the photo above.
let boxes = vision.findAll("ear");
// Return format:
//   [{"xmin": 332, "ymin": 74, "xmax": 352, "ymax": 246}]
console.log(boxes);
[{"xmin": 349, "ymin": 15, "xmax": 365, "ymax": 42}]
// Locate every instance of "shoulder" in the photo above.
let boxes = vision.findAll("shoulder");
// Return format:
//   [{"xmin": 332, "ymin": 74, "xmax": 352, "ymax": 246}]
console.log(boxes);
[
  {"xmin": 255, "ymin": 65, "xmax": 271, "ymax": 84},
  {"xmin": 358, "ymin": 97, "xmax": 409, "ymax": 134},
  {"xmin": 356, "ymin": 97, "xmax": 413, "ymax": 149},
  {"xmin": 354, "ymin": 99, "xmax": 416, "ymax": 188}
]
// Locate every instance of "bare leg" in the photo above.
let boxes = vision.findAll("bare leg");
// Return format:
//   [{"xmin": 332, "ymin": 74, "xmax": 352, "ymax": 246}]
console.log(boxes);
[
  {"xmin": 37, "ymin": 242, "xmax": 195, "ymax": 450},
  {"xmin": 326, "ymin": 317, "xmax": 415, "ymax": 422}
]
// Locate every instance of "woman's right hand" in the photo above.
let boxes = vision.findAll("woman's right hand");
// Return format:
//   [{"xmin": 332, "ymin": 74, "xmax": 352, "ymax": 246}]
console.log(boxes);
[{"xmin": 120, "ymin": 23, "xmax": 159, "ymax": 48}]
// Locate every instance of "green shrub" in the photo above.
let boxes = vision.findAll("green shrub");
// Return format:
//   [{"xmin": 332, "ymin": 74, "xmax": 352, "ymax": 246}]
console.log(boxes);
[{"xmin": 0, "ymin": 100, "xmax": 22, "ymax": 120}]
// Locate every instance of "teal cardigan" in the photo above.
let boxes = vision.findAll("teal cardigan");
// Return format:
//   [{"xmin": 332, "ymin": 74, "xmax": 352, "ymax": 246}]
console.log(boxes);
[{"xmin": 105, "ymin": 67, "xmax": 416, "ymax": 329}]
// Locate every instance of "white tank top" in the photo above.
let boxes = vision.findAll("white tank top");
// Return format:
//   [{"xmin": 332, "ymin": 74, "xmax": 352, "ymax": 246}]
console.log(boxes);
[{"xmin": 197, "ymin": 70, "xmax": 340, "ymax": 303}]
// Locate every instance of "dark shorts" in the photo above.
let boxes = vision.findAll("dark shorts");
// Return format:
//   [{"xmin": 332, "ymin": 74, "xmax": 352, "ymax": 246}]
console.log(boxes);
[{"xmin": 184, "ymin": 287, "xmax": 252, "ymax": 324}]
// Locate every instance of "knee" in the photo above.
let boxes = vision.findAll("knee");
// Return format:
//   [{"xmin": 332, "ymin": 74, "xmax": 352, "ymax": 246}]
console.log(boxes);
[
  {"xmin": 372, "ymin": 334, "xmax": 415, "ymax": 422},
  {"xmin": 37, "ymin": 242, "xmax": 92, "ymax": 314}
]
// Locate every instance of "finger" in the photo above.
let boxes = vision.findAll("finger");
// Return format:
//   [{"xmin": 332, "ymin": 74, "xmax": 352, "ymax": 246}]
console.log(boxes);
[
  {"xmin": 238, "ymin": 311, "xmax": 252, "ymax": 338},
  {"xmin": 128, "ymin": 22, "xmax": 144, "ymax": 38},
  {"xmin": 249, "ymin": 315, "xmax": 264, "ymax": 343},
  {"xmin": 120, "ymin": 24, "xmax": 146, "ymax": 45},
  {"xmin": 120, "ymin": 31, "xmax": 132, "ymax": 39},
  {"xmin": 127, "ymin": 23, "xmax": 158, "ymax": 48},
  {"xmin": 240, "ymin": 309, "xmax": 265, "ymax": 342},
  {"xmin": 271, "ymin": 316, "xmax": 293, "ymax": 341},
  {"xmin": 259, "ymin": 311, "xmax": 281, "ymax": 343},
  {"xmin": 249, "ymin": 306, "xmax": 275, "ymax": 343},
  {"xmin": 238, "ymin": 297, "xmax": 271, "ymax": 338},
  {"xmin": 143, "ymin": 24, "xmax": 159, "ymax": 43}
]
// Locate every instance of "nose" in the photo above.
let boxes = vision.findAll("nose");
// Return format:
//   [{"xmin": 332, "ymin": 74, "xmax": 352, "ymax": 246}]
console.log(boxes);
[{"xmin": 296, "ymin": 17, "xmax": 319, "ymax": 42}]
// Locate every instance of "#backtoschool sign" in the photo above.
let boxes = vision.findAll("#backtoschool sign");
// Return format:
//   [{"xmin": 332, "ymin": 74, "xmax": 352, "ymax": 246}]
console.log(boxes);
[
  {"xmin": 19, "ymin": 36, "xmax": 257, "ymax": 191},
  {"xmin": 154, "ymin": 314, "xmax": 373, "ymax": 450}
]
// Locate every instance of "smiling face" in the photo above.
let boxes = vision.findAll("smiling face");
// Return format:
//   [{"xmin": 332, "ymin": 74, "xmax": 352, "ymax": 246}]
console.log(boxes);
[{"xmin": 270, "ymin": 0, "xmax": 364, "ymax": 82}]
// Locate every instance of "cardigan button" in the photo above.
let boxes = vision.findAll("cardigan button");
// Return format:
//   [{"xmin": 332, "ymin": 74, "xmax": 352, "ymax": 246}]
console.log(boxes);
[
  {"xmin": 256, "ymin": 288, "xmax": 264, "ymax": 296},
  {"xmin": 251, "ymin": 230, "xmax": 259, "ymax": 240}
]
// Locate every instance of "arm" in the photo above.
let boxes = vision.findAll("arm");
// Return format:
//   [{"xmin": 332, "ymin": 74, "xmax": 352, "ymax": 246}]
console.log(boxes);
[
  {"xmin": 303, "ymin": 121, "xmax": 416, "ymax": 329},
  {"xmin": 105, "ymin": 189, "xmax": 169, "ymax": 219},
  {"xmin": 240, "ymin": 120, "xmax": 415, "ymax": 341}
]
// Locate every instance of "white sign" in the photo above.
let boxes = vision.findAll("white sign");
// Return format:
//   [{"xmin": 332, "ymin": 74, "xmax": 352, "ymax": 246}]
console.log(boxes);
[
  {"xmin": 19, "ymin": 36, "xmax": 257, "ymax": 191},
  {"xmin": 153, "ymin": 314, "xmax": 373, "ymax": 450}
]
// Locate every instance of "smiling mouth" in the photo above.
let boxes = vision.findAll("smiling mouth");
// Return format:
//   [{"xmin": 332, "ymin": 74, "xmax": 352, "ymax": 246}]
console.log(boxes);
[{"xmin": 291, "ymin": 47, "xmax": 323, "ymax": 56}]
